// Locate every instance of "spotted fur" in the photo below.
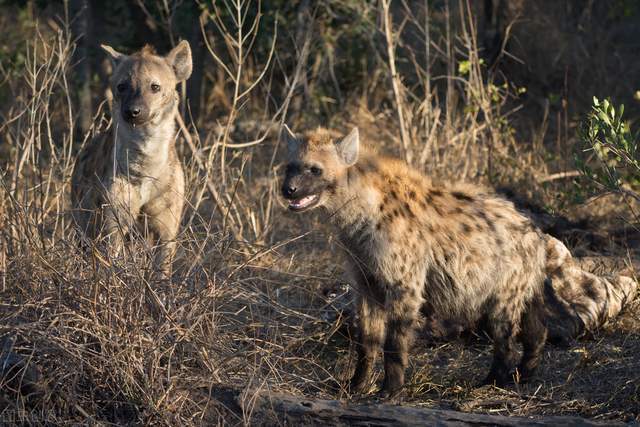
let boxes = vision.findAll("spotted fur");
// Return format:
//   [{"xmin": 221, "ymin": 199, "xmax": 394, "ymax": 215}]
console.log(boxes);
[
  {"xmin": 281, "ymin": 127, "xmax": 548, "ymax": 398},
  {"xmin": 543, "ymin": 236, "xmax": 638, "ymax": 342}
]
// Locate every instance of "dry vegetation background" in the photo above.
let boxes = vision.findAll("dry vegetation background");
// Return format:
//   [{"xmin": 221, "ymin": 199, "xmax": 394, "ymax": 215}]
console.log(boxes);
[{"xmin": 1, "ymin": 0, "xmax": 640, "ymax": 424}]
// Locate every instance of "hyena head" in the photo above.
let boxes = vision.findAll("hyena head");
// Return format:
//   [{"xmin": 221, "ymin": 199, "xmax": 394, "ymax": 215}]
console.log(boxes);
[
  {"xmin": 281, "ymin": 126, "xmax": 359, "ymax": 212},
  {"xmin": 101, "ymin": 41, "xmax": 192, "ymax": 127}
]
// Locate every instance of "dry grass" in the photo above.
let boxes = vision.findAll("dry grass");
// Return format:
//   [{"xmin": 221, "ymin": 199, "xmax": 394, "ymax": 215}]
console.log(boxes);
[{"xmin": 0, "ymin": 1, "xmax": 639, "ymax": 425}]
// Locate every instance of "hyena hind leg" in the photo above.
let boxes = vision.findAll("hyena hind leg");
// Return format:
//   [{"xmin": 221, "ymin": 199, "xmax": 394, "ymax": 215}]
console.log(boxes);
[
  {"xmin": 483, "ymin": 313, "xmax": 520, "ymax": 387},
  {"xmin": 517, "ymin": 295, "xmax": 548, "ymax": 382}
]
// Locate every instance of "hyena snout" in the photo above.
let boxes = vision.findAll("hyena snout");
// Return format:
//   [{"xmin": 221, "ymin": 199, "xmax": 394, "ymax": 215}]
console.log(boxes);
[
  {"xmin": 281, "ymin": 170, "xmax": 308, "ymax": 199},
  {"xmin": 121, "ymin": 101, "xmax": 149, "ymax": 125},
  {"xmin": 281, "ymin": 170, "xmax": 324, "ymax": 212},
  {"xmin": 281, "ymin": 176, "xmax": 300, "ymax": 199}
]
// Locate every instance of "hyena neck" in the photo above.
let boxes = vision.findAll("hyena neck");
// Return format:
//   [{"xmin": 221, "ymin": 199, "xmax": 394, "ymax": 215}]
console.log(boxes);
[
  {"xmin": 112, "ymin": 108, "xmax": 178, "ymax": 177},
  {"xmin": 325, "ymin": 154, "xmax": 383, "ymax": 238}
]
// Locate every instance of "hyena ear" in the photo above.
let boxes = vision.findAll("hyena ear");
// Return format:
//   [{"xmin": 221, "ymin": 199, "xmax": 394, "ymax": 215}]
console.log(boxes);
[
  {"xmin": 283, "ymin": 124, "xmax": 301, "ymax": 155},
  {"xmin": 166, "ymin": 40, "xmax": 192, "ymax": 82},
  {"xmin": 101, "ymin": 44, "xmax": 125, "ymax": 68},
  {"xmin": 336, "ymin": 127, "xmax": 359, "ymax": 166}
]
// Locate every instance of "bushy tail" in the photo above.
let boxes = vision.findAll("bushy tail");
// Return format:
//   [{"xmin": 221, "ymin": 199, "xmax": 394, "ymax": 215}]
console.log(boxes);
[
  {"xmin": 609, "ymin": 267, "xmax": 639, "ymax": 317},
  {"xmin": 544, "ymin": 236, "xmax": 638, "ymax": 344}
]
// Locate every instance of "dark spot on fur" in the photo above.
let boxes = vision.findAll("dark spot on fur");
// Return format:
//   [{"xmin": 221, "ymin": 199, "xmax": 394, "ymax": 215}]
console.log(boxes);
[
  {"xmin": 452, "ymin": 191, "xmax": 473, "ymax": 202},
  {"xmin": 356, "ymin": 159, "xmax": 379, "ymax": 174},
  {"xmin": 461, "ymin": 223, "xmax": 472, "ymax": 234},
  {"xmin": 583, "ymin": 279, "xmax": 598, "ymax": 299},
  {"xmin": 430, "ymin": 189, "xmax": 443, "ymax": 198},
  {"xmin": 476, "ymin": 210, "xmax": 496, "ymax": 232},
  {"xmin": 404, "ymin": 202, "xmax": 415, "ymax": 218},
  {"xmin": 390, "ymin": 190, "xmax": 398, "ymax": 200},
  {"xmin": 408, "ymin": 190, "xmax": 416, "ymax": 199}
]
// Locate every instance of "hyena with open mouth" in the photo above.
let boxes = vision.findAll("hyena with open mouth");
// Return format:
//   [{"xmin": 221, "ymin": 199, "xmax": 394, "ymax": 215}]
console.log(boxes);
[
  {"xmin": 71, "ymin": 42, "xmax": 192, "ymax": 275},
  {"xmin": 281, "ymin": 126, "xmax": 548, "ymax": 399}
]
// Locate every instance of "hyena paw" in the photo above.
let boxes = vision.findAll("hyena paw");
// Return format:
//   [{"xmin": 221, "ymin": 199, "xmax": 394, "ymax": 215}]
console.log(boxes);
[
  {"xmin": 375, "ymin": 386, "xmax": 405, "ymax": 404},
  {"xmin": 348, "ymin": 376, "xmax": 372, "ymax": 395},
  {"xmin": 515, "ymin": 365, "xmax": 537, "ymax": 383},
  {"xmin": 479, "ymin": 372, "xmax": 511, "ymax": 388}
]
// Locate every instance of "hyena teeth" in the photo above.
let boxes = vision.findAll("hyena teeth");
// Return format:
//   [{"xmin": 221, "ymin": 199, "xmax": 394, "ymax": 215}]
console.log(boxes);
[{"xmin": 289, "ymin": 194, "xmax": 318, "ymax": 209}]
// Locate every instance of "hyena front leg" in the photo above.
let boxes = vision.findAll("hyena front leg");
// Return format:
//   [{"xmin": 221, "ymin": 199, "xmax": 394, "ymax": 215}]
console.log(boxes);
[
  {"xmin": 147, "ymin": 207, "xmax": 182, "ymax": 277},
  {"xmin": 381, "ymin": 282, "xmax": 423, "ymax": 399},
  {"xmin": 350, "ymin": 285, "xmax": 386, "ymax": 394},
  {"xmin": 101, "ymin": 184, "xmax": 141, "ymax": 259},
  {"xmin": 518, "ymin": 293, "xmax": 547, "ymax": 381}
]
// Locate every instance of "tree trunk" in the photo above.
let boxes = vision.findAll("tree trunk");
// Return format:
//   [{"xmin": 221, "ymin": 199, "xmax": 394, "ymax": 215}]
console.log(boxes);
[{"xmin": 70, "ymin": 0, "xmax": 93, "ymax": 137}]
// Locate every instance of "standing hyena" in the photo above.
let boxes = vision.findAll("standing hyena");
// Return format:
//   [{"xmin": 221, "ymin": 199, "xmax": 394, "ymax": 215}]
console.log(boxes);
[
  {"xmin": 71, "ymin": 41, "xmax": 191, "ymax": 274},
  {"xmin": 281, "ymin": 127, "xmax": 549, "ymax": 398}
]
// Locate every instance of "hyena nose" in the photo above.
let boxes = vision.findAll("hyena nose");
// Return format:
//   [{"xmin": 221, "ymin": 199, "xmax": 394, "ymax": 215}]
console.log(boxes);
[
  {"xmin": 283, "ymin": 185, "xmax": 297, "ymax": 198},
  {"xmin": 126, "ymin": 108, "xmax": 141, "ymax": 118}
]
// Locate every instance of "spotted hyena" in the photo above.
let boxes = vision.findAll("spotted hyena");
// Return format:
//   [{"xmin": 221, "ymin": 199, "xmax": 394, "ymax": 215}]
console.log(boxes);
[
  {"xmin": 281, "ymin": 126, "xmax": 548, "ymax": 398},
  {"xmin": 71, "ymin": 42, "xmax": 191, "ymax": 274}
]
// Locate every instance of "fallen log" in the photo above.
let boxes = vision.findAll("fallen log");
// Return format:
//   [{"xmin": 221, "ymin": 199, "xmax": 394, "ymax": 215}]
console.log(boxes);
[{"xmin": 208, "ymin": 384, "xmax": 626, "ymax": 426}]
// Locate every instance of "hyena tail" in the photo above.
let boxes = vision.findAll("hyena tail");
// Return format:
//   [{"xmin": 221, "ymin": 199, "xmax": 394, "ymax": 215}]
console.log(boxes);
[{"xmin": 607, "ymin": 267, "xmax": 638, "ymax": 318}]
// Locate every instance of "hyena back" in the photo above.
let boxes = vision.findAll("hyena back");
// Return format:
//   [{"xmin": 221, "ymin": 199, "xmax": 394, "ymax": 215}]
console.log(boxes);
[
  {"xmin": 71, "ymin": 42, "xmax": 192, "ymax": 274},
  {"xmin": 281, "ymin": 127, "xmax": 548, "ymax": 398}
]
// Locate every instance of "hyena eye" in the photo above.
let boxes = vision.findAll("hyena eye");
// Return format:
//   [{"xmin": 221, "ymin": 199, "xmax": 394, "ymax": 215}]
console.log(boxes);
[
  {"xmin": 116, "ymin": 83, "xmax": 127, "ymax": 93},
  {"xmin": 310, "ymin": 166, "xmax": 323, "ymax": 176},
  {"xmin": 151, "ymin": 83, "xmax": 161, "ymax": 93}
]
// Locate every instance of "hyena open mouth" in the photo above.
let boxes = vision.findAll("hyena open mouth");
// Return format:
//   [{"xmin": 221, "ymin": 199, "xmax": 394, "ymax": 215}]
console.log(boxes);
[{"xmin": 288, "ymin": 194, "xmax": 319, "ymax": 211}]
